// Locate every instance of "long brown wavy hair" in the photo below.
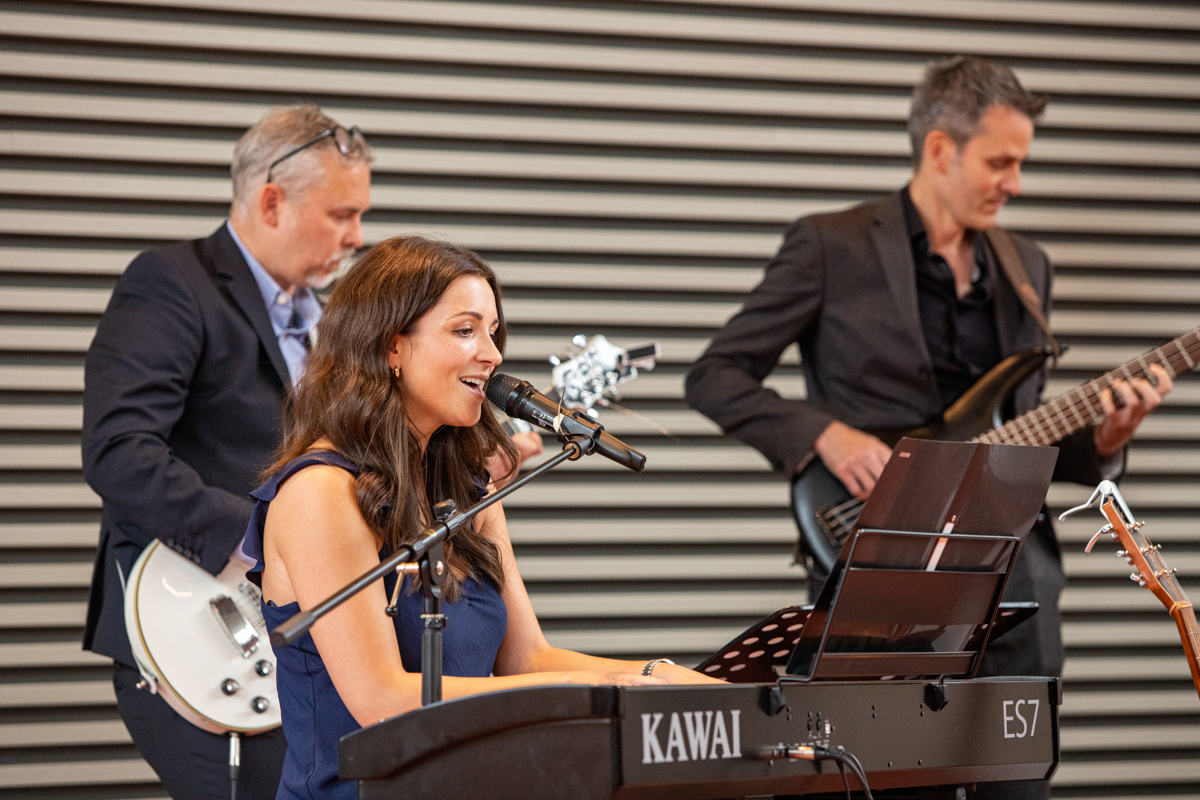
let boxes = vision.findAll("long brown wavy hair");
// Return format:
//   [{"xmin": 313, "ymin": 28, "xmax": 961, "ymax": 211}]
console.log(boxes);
[{"xmin": 269, "ymin": 236, "xmax": 519, "ymax": 600}]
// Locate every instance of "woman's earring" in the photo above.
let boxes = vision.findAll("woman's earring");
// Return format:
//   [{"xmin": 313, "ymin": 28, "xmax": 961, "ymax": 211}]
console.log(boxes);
[{"xmin": 392, "ymin": 366, "xmax": 401, "ymax": 379}]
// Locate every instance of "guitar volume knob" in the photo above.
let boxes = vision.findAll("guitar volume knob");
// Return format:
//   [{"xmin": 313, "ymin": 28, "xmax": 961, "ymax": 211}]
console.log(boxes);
[
  {"xmin": 251, "ymin": 696, "xmax": 271, "ymax": 713},
  {"xmin": 255, "ymin": 659, "xmax": 272, "ymax": 677},
  {"xmin": 221, "ymin": 678, "xmax": 240, "ymax": 695}
]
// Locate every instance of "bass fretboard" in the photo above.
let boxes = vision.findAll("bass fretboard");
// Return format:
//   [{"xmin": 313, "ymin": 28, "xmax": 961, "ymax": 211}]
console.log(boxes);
[{"xmin": 974, "ymin": 326, "xmax": 1200, "ymax": 448}]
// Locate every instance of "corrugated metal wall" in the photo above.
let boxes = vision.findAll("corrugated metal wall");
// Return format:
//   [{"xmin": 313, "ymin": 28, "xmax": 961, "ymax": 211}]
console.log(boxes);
[{"xmin": 1, "ymin": 0, "xmax": 1198, "ymax": 797}]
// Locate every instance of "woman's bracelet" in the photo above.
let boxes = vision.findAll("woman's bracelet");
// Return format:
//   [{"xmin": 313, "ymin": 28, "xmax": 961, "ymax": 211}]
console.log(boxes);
[{"xmin": 642, "ymin": 658, "xmax": 676, "ymax": 676}]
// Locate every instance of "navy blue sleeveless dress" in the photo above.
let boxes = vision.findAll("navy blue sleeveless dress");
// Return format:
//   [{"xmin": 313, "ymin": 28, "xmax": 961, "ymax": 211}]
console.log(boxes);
[{"xmin": 244, "ymin": 452, "xmax": 508, "ymax": 800}]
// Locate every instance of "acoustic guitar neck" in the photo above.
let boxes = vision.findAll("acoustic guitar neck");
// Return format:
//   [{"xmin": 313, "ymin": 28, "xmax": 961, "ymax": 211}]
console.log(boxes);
[{"xmin": 1096, "ymin": 498, "xmax": 1200, "ymax": 703}]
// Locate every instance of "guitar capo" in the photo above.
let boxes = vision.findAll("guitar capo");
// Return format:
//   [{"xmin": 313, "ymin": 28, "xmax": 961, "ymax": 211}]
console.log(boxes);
[{"xmin": 1058, "ymin": 480, "xmax": 1136, "ymax": 552}]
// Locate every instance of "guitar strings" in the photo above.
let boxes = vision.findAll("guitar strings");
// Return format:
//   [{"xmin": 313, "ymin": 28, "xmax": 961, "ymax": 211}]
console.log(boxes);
[
  {"xmin": 983, "ymin": 328, "xmax": 1199, "ymax": 448},
  {"xmin": 813, "ymin": 328, "xmax": 1200, "ymax": 538}
]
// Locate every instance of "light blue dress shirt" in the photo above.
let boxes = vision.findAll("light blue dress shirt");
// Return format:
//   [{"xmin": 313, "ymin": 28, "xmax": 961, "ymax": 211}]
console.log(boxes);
[{"xmin": 226, "ymin": 221, "xmax": 321, "ymax": 382}]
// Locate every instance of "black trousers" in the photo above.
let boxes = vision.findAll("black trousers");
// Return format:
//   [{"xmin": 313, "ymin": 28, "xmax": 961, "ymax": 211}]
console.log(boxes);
[
  {"xmin": 966, "ymin": 522, "xmax": 1065, "ymax": 800},
  {"xmin": 114, "ymin": 662, "xmax": 288, "ymax": 800}
]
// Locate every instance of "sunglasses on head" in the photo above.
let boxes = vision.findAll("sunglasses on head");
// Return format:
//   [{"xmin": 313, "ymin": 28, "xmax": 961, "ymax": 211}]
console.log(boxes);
[{"xmin": 265, "ymin": 126, "xmax": 364, "ymax": 184}]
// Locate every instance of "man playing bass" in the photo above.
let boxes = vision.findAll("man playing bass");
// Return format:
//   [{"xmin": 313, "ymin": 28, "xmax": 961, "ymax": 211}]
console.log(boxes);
[{"xmin": 686, "ymin": 56, "xmax": 1169, "ymax": 800}]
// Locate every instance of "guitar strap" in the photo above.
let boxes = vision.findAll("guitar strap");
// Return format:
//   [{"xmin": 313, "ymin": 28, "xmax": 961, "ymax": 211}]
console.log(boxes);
[{"xmin": 984, "ymin": 227, "xmax": 1062, "ymax": 363}]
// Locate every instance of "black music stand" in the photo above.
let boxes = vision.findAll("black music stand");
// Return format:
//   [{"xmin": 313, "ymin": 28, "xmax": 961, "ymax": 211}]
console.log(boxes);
[{"xmin": 700, "ymin": 438, "xmax": 1057, "ymax": 682}]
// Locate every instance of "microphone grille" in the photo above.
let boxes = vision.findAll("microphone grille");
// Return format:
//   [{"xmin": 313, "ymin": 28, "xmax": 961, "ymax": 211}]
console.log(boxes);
[{"xmin": 484, "ymin": 373, "xmax": 524, "ymax": 411}]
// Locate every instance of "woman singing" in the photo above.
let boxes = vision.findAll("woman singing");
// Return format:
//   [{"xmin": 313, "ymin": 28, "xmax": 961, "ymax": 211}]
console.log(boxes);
[{"xmin": 242, "ymin": 236, "xmax": 718, "ymax": 799}]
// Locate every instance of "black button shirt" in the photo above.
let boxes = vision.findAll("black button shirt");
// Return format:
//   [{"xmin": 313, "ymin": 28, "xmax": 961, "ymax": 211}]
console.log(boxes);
[{"xmin": 901, "ymin": 186, "xmax": 1003, "ymax": 411}]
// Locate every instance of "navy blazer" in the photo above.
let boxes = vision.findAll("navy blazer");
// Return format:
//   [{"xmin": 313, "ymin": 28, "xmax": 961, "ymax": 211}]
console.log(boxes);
[{"xmin": 82, "ymin": 224, "xmax": 291, "ymax": 665}]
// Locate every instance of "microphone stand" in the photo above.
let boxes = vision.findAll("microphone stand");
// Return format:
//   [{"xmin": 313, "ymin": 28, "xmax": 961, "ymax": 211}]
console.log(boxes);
[{"xmin": 269, "ymin": 434, "xmax": 596, "ymax": 706}]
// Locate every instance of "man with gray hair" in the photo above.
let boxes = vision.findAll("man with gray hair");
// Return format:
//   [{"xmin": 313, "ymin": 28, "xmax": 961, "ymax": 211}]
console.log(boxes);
[
  {"xmin": 687, "ymin": 57, "xmax": 1169, "ymax": 799},
  {"xmin": 82, "ymin": 105, "xmax": 371, "ymax": 798}
]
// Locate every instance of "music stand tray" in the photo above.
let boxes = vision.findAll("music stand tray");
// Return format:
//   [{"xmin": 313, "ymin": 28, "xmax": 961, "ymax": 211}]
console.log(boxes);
[{"xmin": 695, "ymin": 601, "xmax": 1040, "ymax": 683}]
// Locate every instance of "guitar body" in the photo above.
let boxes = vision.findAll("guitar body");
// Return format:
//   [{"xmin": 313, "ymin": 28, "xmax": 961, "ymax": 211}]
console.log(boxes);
[
  {"xmin": 124, "ymin": 539, "xmax": 281, "ymax": 734},
  {"xmin": 791, "ymin": 348, "xmax": 1050, "ymax": 574}
]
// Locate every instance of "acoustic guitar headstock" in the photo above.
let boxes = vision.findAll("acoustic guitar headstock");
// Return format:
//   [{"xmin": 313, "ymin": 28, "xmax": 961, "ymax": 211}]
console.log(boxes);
[
  {"xmin": 1094, "ymin": 499, "xmax": 1189, "ymax": 613},
  {"xmin": 1064, "ymin": 480, "xmax": 1200, "ymax": 701}
]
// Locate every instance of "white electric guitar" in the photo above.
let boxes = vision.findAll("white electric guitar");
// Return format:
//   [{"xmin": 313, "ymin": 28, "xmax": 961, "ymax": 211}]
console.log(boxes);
[
  {"xmin": 124, "ymin": 540, "xmax": 280, "ymax": 734},
  {"xmin": 502, "ymin": 334, "xmax": 661, "ymax": 437},
  {"xmin": 549, "ymin": 334, "xmax": 660, "ymax": 412}
]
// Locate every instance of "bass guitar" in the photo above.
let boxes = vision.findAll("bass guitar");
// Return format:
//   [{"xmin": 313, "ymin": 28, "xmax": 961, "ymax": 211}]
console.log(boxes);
[
  {"xmin": 1061, "ymin": 481, "xmax": 1200, "ymax": 701},
  {"xmin": 793, "ymin": 326, "xmax": 1200, "ymax": 574}
]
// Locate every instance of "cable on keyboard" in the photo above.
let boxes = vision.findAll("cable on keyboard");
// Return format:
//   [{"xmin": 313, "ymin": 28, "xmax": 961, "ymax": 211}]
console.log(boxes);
[{"xmin": 752, "ymin": 743, "xmax": 874, "ymax": 799}]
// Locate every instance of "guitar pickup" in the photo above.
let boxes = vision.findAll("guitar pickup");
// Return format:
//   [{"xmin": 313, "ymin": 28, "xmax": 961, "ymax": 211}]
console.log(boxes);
[{"xmin": 210, "ymin": 595, "xmax": 259, "ymax": 657}]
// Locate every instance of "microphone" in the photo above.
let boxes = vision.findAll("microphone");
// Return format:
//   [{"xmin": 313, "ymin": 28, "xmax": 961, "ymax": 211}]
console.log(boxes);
[{"xmin": 485, "ymin": 374, "xmax": 646, "ymax": 473}]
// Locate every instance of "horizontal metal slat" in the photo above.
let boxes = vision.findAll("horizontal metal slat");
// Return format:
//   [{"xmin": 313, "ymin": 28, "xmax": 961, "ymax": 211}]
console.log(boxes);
[
  {"xmin": 0, "ymin": 601, "xmax": 84, "ymax": 627},
  {"xmin": 669, "ymin": 0, "xmax": 1200, "ymax": 30},
  {"xmin": 509, "ymin": 518, "xmax": 794, "ymax": 545},
  {"xmin": 0, "ymin": 719, "xmax": 129, "ymax": 747},
  {"xmin": 545, "ymin": 624, "xmax": 740, "ymax": 654},
  {"xmin": 1063, "ymin": 655, "xmax": 1192, "ymax": 681},
  {"xmin": 8, "ymin": 160, "xmax": 1200, "ymax": 206},
  {"xmin": 1061, "ymin": 724, "xmax": 1200, "ymax": 751},
  {"xmin": 67, "ymin": 0, "xmax": 1200, "ymax": 65},
  {"xmin": 0, "ymin": 522, "xmax": 98, "ymax": 548},
  {"xmin": 7, "ymin": 478, "xmax": 1200, "ymax": 513},
  {"xmin": 1063, "ymin": 621, "xmax": 1181, "ymax": 647},
  {"xmin": 0, "ymin": 679, "xmax": 113, "ymax": 708},
  {"xmin": 530, "ymin": 589, "xmax": 798, "ymax": 618},
  {"xmin": 0, "ymin": 326, "xmax": 95, "ymax": 351},
  {"xmin": 0, "ymin": 642, "xmax": 108, "ymax": 668},
  {"xmin": 0, "ymin": 757, "xmax": 155, "ymax": 789},
  {"xmin": 1044, "ymin": 689, "xmax": 1196, "ymax": 718},
  {"xmin": 0, "ymin": 210, "xmax": 783, "ymax": 259},
  {"xmin": 0, "ymin": 286, "xmax": 111, "ymax": 314},
  {"xmin": 1054, "ymin": 759, "xmax": 1200, "ymax": 787},
  {"xmin": 1056, "ymin": 762, "xmax": 1200, "ymax": 786},
  {"xmin": 0, "ymin": 562, "xmax": 93, "ymax": 588},
  {"xmin": 0, "ymin": 404, "xmax": 84, "ymax": 429},
  {"xmin": 0, "ymin": 365, "xmax": 84, "ymax": 391},
  {"xmin": 1061, "ymin": 587, "xmax": 1174, "ymax": 613},
  {"xmin": 7, "ymin": 170, "xmax": 1200, "ymax": 233},
  {"xmin": 517, "ymin": 553, "xmax": 794, "ymax": 581},
  {"xmin": 0, "ymin": 483, "xmax": 100, "ymax": 509},
  {"xmin": 7, "ymin": 129, "xmax": 1200, "ymax": 173}
]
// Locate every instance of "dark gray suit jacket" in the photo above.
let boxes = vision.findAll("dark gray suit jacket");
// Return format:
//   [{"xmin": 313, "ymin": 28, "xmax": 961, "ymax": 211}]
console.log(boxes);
[
  {"xmin": 82, "ymin": 224, "xmax": 292, "ymax": 666},
  {"xmin": 686, "ymin": 191, "xmax": 1107, "ymax": 486}
]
